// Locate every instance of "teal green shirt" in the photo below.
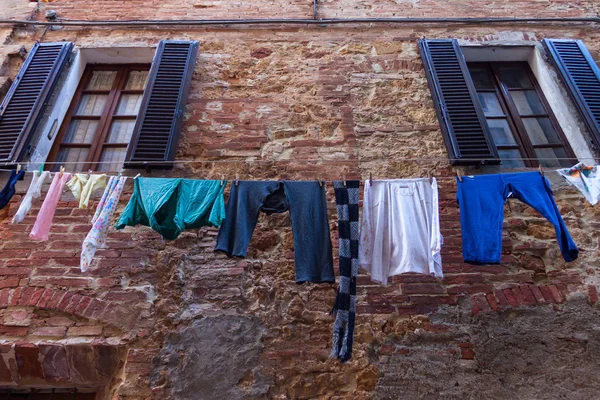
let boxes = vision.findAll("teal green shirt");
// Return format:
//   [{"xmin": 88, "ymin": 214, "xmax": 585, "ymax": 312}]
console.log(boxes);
[{"xmin": 115, "ymin": 178, "xmax": 226, "ymax": 240}]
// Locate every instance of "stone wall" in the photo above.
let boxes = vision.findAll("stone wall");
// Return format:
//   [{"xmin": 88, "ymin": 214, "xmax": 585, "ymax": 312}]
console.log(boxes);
[{"xmin": 0, "ymin": 1, "xmax": 599, "ymax": 399}]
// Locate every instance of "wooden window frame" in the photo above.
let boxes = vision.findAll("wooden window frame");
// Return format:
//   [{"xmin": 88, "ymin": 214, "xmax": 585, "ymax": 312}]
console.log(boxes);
[
  {"xmin": 468, "ymin": 61, "xmax": 577, "ymax": 167},
  {"xmin": 47, "ymin": 64, "xmax": 150, "ymax": 172}
]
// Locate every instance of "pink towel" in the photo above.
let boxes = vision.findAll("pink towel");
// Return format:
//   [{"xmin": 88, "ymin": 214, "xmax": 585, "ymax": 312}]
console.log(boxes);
[{"xmin": 30, "ymin": 172, "xmax": 72, "ymax": 241}]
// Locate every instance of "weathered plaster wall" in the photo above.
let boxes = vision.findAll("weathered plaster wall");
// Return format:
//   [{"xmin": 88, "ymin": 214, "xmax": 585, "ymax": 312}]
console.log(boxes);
[{"xmin": 0, "ymin": 1, "xmax": 599, "ymax": 399}]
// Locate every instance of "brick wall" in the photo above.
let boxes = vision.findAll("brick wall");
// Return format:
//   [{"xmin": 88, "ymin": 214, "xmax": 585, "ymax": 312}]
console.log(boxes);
[{"xmin": 0, "ymin": 2, "xmax": 600, "ymax": 398}]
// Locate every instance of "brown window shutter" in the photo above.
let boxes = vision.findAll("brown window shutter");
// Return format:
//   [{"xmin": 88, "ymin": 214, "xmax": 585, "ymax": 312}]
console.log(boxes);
[
  {"xmin": 0, "ymin": 42, "xmax": 73, "ymax": 163},
  {"xmin": 418, "ymin": 39, "xmax": 499, "ymax": 165},
  {"xmin": 124, "ymin": 40, "xmax": 199, "ymax": 169},
  {"xmin": 543, "ymin": 39, "xmax": 600, "ymax": 149}
]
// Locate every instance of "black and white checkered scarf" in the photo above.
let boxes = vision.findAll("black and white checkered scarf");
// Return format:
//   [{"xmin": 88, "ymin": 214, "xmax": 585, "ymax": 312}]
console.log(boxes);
[{"xmin": 330, "ymin": 180, "xmax": 360, "ymax": 362}]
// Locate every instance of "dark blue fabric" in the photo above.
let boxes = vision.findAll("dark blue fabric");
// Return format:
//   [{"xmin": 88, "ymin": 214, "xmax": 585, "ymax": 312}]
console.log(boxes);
[
  {"xmin": 215, "ymin": 181, "xmax": 334, "ymax": 284},
  {"xmin": 457, "ymin": 172, "xmax": 578, "ymax": 264},
  {"xmin": 0, "ymin": 170, "xmax": 25, "ymax": 210}
]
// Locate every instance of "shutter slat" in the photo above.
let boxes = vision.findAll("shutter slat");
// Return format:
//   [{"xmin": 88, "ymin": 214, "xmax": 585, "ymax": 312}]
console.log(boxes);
[
  {"xmin": 418, "ymin": 39, "xmax": 499, "ymax": 165},
  {"xmin": 0, "ymin": 42, "xmax": 73, "ymax": 162},
  {"xmin": 124, "ymin": 40, "xmax": 199, "ymax": 169},
  {"xmin": 543, "ymin": 39, "xmax": 600, "ymax": 147}
]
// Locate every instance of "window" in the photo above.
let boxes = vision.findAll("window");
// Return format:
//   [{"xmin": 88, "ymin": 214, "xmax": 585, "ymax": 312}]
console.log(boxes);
[
  {"xmin": 47, "ymin": 65, "xmax": 150, "ymax": 172},
  {"xmin": 419, "ymin": 38, "xmax": 600, "ymax": 166},
  {"xmin": 0, "ymin": 388, "xmax": 95, "ymax": 399},
  {"xmin": 467, "ymin": 62, "xmax": 576, "ymax": 168}
]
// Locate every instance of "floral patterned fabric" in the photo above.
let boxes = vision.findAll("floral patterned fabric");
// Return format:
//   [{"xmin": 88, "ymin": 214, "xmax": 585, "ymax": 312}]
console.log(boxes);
[
  {"xmin": 557, "ymin": 162, "xmax": 600, "ymax": 205},
  {"xmin": 80, "ymin": 176, "xmax": 127, "ymax": 272}
]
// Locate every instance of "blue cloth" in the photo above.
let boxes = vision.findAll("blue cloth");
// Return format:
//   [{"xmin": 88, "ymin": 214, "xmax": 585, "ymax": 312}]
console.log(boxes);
[
  {"xmin": 457, "ymin": 172, "xmax": 578, "ymax": 264},
  {"xmin": 215, "ymin": 181, "xmax": 335, "ymax": 284},
  {"xmin": 0, "ymin": 170, "xmax": 25, "ymax": 210}
]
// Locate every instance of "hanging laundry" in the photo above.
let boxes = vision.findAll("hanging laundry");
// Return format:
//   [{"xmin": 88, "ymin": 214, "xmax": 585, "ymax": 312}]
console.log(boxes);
[
  {"xmin": 0, "ymin": 169, "xmax": 25, "ymax": 210},
  {"xmin": 457, "ymin": 172, "xmax": 578, "ymax": 264},
  {"xmin": 12, "ymin": 171, "xmax": 50, "ymax": 224},
  {"xmin": 81, "ymin": 176, "xmax": 127, "ymax": 272},
  {"xmin": 330, "ymin": 180, "xmax": 360, "ymax": 362},
  {"xmin": 557, "ymin": 162, "xmax": 600, "ymax": 205},
  {"xmin": 30, "ymin": 172, "xmax": 72, "ymax": 241},
  {"xmin": 115, "ymin": 178, "xmax": 226, "ymax": 240},
  {"xmin": 359, "ymin": 179, "xmax": 443, "ymax": 285},
  {"xmin": 215, "ymin": 181, "xmax": 334, "ymax": 284},
  {"xmin": 66, "ymin": 173, "xmax": 107, "ymax": 209}
]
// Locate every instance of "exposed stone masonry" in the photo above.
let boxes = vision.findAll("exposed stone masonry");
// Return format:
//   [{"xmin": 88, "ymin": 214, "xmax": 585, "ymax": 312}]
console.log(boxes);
[{"xmin": 0, "ymin": 1, "xmax": 599, "ymax": 398}]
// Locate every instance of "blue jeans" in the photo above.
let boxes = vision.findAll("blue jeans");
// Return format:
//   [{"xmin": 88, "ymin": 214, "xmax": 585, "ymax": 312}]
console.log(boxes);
[
  {"xmin": 0, "ymin": 170, "xmax": 24, "ymax": 210},
  {"xmin": 215, "ymin": 181, "xmax": 334, "ymax": 284},
  {"xmin": 457, "ymin": 172, "xmax": 578, "ymax": 264}
]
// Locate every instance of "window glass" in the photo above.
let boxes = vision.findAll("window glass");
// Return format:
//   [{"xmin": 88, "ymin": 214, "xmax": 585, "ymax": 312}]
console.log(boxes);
[
  {"xmin": 497, "ymin": 65, "xmax": 533, "ymax": 89},
  {"xmin": 56, "ymin": 148, "xmax": 90, "ymax": 172},
  {"xmin": 487, "ymin": 119, "xmax": 518, "ymax": 146},
  {"xmin": 522, "ymin": 117, "xmax": 561, "ymax": 145},
  {"xmin": 125, "ymin": 70, "xmax": 149, "ymax": 90},
  {"xmin": 107, "ymin": 121, "xmax": 136, "ymax": 143},
  {"xmin": 75, "ymin": 94, "xmax": 108, "ymax": 116},
  {"xmin": 86, "ymin": 70, "xmax": 117, "ymax": 90},
  {"xmin": 535, "ymin": 147, "xmax": 570, "ymax": 168},
  {"xmin": 99, "ymin": 148, "xmax": 127, "ymax": 172},
  {"xmin": 64, "ymin": 120, "xmax": 98, "ymax": 144},
  {"xmin": 116, "ymin": 94, "xmax": 144, "ymax": 115},
  {"xmin": 498, "ymin": 148, "xmax": 526, "ymax": 168},
  {"xmin": 468, "ymin": 67, "xmax": 494, "ymax": 89},
  {"xmin": 511, "ymin": 90, "xmax": 546, "ymax": 115},
  {"xmin": 477, "ymin": 92, "xmax": 504, "ymax": 116}
]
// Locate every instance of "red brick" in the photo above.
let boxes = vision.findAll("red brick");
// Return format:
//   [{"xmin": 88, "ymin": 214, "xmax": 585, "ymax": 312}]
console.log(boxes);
[
  {"xmin": 64, "ymin": 294, "xmax": 83, "ymax": 314},
  {"xmin": 548, "ymin": 285, "xmax": 565, "ymax": 303},
  {"xmin": 0, "ymin": 267, "xmax": 31, "ymax": 276},
  {"xmin": 9, "ymin": 288, "xmax": 22, "ymax": 307},
  {"xmin": 356, "ymin": 304, "xmax": 395, "ymax": 314},
  {"xmin": 18, "ymin": 287, "xmax": 36, "ymax": 306},
  {"xmin": 447, "ymin": 284, "xmax": 492, "ymax": 295},
  {"xmin": 36, "ymin": 289, "xmax": 55, "ymax": 308},
  {"xmin": 56, "ymin": 292, "xmax": 75, "ymax": 312},
  {"xmin": 511, "ymin": 287, "xmax": 526, "ymax": 305},
  {"xmin": 0, "ymin": 325, "xmax": 28, "ymax": 336},
  {"xmin": 486, "ymin": 293, "xmax": 499, "ymax": 311},
  {"xmin": 588, "ymin": 285, "xmax": 599, "ymax": 305},
  {"xmin": 31, "ymin": 326, "xmax": 67, "ymax": 337},
  {"xmin": 494, "ymin": 290, "xmax": 510, "ymax": 308},
  {"xmin": 47, "ymin": 290, "xmax": 67, "ymax": 309},
  {"xmin": 27, "ymin": 288, "xmax": 45, "ymax": 307},
  {"xmin": 0, "ymin": 289, "xmax": 10, "ymax": 307},
  {"xmin": 519, "ymin": 286, "xmax": 536, "ymax": 305},
  {"xmin": 539, "ymin": 286, "xmax": 556, "ymax": 304},
  {"xmin": 74, "ymin": 296, "xmax": 92, "ymax": 317},
  {"xmin": 528, "ymin": 285, "xmax": 546, "ymax": 304},
  {"xmin": 459, "ymin": 343, "xmax": 475, "ymax": 360},
  {"xmin": 0, "ymin": 277, "xmax": 19, "ymax": 289},
  {"xmin": 502, "ymin": 289, "xmax": 518, "ymax": 307},
  {"xmin": 400, "ymin": 283, "xmax": 445, "ymax": 295},
  {"xmin": 67, "ymin": 325, "xmax": 103, "ymax": 336}
]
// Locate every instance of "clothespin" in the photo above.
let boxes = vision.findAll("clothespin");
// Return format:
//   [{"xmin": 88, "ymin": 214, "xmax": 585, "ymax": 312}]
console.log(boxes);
[
  {"xmin": 133, "ymin": 173, "xmax": 141, "ymax": 179},
  {"xmin": 87, "ymin": 169, "xmax": 92, "ymax": 179},
  {"xmin": 118, "ymin": 170, "xmax": 122, "ymax": 179},
  {"xmin": 220, "ymin": 174, "xmax": 224, "ymax": 186},
  {"xmin": 59, "ymin": 166, "xmax": 64, "ymax": 178},
  {"xmin": 456, "ymin": 170, "xmax": 462, "ymax": 182},
  {"xmin": 539, "ymin": 164, "xmax": 544, "ymax": 177},
  {"xmin": 16, "ymin": 164, "xmax": 21, "ymax": 173},
  {"xmin": 369, "ymin": 172, "xmax": 373, "ymax": 186},
  {"xmin": 235, "ymin": 174, "xmax": 239, "ymax": 187},
  {"xmin": 39, "ymin": 163, "xmax": 44, "ymax": 174},
  {"xmin": 342, "ymin": 174, "xmax": 347, "ymax": 187},
  {"xmin": 428, "ymin": 170, "xmax": 433, "ymax": 184},
  {"xmin": 318, "ymin": 177, "xmax": 323, "ymax": 187}
]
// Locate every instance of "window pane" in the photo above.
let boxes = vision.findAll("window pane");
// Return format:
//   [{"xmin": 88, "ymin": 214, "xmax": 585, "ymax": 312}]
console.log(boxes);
[
  {"xmin": 99, "ymin": 148, "xmax": 127, "ymax": 172},
  {"xmin": 498, "ymin": 149, "xmax": 526, "ymax": 168},
  {"xmin": 487, "ymin": 119, "xmax": 517, "ymax": 146},
  {"xmin": 522, "ymin": 117, "xmax": 561, "ymax": 145},
  {"xmin": 64, "ymin": 120, "xmax": 98, "ymax": 144},
  {"xmin": 107, "ymin": 120, "xmax": 135, "ymax": 143},
  {"xmin": 511, "ymin": 90, "xmax": 546, "ymax": 115},
  {"xmin": 477, "ymin": 92, "xmax": 504, "ymax": 116},
  {"xmin": 116, "ymin": 94, "xmax": 143, "ymax": 115},
  {"xmin": 497, "ymin": 65, "xmax": 533, "ymax": 89},
  {"xmin": 56, "ymin": 148, "xmax": 89, "ymax": 172},
  {"xmin": 468, "ymin": 67, "xmax": 494, "ymax": 89},
  {"xmin": 86, "ymin": 70, "xmax": 117, "ymax": 90},
  {"xmin": 125, "ymin": 70, "xmax": 149, "ymax": 90},
  {"xmin": 75, "ymin": 94, "xmax": 108, "ymax": 116},
  {"xmin": 535, "ymin": 147, "xmax": 571, "ymax": 168}
]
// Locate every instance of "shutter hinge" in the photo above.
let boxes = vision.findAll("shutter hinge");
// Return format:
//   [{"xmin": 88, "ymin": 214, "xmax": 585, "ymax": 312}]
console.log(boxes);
[{"xmin": 177, "ymin": 109, "xmax": 184, "ymax": 118}]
